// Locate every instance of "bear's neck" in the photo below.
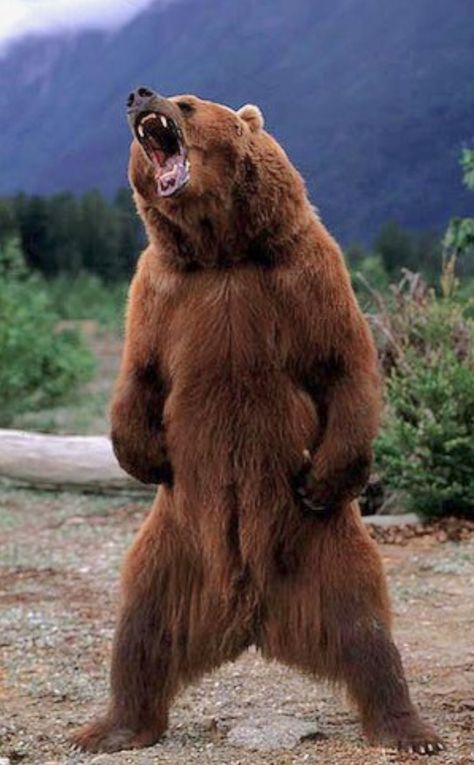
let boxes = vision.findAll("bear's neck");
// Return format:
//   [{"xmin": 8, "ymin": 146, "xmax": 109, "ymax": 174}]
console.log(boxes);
[{"xmin": 141, "ymin": 190, "xmax": 314, "ymax": 272}]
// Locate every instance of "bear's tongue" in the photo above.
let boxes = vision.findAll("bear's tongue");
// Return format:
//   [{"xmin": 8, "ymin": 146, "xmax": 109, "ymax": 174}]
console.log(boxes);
[
  {"xmin": 136, "ymin": 112, "xmax": 190, "ymax": 197},
  {"xmin": 151, "ymin": 148, "xmax": 189, "ymax": 198}
]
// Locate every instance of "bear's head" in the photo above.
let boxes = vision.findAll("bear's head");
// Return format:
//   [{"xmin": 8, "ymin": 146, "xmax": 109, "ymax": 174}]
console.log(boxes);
[{"xmin": 126, "ymin": 87, "xmax": 311, "ymax": 268}]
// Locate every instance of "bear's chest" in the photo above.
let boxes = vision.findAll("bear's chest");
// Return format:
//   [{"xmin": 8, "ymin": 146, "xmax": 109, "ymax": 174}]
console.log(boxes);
[{"xmin": 163, "ymin": 267, "xmax": 289, "ymax": 388}]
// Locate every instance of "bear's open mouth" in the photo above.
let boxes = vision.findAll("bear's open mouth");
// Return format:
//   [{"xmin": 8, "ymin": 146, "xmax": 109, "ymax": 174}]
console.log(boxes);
[{"xmin": 135, "ymin": 112, "xmax": 190, "ymax": 198}]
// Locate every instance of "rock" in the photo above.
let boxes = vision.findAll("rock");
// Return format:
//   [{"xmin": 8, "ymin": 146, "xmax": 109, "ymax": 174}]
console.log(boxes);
[
  {"xmin": 227, "ymin": 714, "xmax": 323, "ymax": 751},
  {"xmin": 0, "ymin": 758, "xmax": 11, "ymax": 765},
  {"xmin": 363, "ymin": 512, "xmax": 419, "ymax": 527}
]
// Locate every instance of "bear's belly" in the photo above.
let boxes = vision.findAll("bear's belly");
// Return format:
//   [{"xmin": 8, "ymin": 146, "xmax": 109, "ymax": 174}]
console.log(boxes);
[
  {"xmin": 161, "ymin": 268, "xmax": 319, "ymax": 499},
  {"xmin": 164, "ymin": 364, "xmax": 319, "ymax": 495}
]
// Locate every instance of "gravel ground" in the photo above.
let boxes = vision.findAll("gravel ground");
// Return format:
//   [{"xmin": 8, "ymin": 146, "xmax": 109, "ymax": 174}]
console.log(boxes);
[{"xmin": 1, "ymin": 485, "xmax": 473, "ymax": 765}]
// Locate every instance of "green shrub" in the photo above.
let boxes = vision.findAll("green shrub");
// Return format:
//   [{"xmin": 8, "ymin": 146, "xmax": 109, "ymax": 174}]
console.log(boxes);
[
  {"xmin": 0, "ymin": 240, "xmax": 95, "ymax": 425},
  {"xmin": 350, "ymin": 254, "xmax": 391, "ymax": 312},
  {"xmin": 443, "ymin": 148, "xmax": 474, "ymax": 284},
  {"xmin": 46, "ymin": 272, "xmax": 127, "ymax": 329},
  {"xmin": 374, "ymin": 276, "xmax": 474, "ymax": 519}
]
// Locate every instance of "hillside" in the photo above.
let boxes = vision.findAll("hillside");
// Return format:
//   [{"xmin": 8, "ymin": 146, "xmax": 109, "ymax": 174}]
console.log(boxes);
[{"xmin": 0, "ymin": 0, "xmax": 473, "ymax": 243}]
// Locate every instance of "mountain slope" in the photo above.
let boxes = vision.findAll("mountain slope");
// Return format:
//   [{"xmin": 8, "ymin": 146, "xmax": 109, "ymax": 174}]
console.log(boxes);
[{"xmin": 0, "ymin": 0, "xmax": 473, "ymax": 243}]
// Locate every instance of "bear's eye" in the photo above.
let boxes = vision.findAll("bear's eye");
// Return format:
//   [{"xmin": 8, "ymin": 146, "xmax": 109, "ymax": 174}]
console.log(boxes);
[{"xmin": 176, "ymin": 101, "xmax": 194, "ymax": 115}]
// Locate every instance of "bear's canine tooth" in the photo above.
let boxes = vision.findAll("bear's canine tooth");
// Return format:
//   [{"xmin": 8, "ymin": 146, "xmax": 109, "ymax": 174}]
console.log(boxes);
[
  {"xmin": 160, "ymin": 115, "xmax": 168, "ymax": 128},
  {"xmin": 137, "ymin": 124, "xmax": 145, "ymax": 138}
]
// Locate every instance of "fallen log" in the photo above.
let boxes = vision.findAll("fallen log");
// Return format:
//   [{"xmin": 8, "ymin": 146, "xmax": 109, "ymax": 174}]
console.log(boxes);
[{"xmin": 0, "ymin": 429, "xmax": 153, "ymax": 494}]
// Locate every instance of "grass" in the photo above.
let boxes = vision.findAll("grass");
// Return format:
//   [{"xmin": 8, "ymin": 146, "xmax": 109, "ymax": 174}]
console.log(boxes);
[
  {"xmin": 46, "ymin": 272, "xmax": 127, "ymax": 331},
  {"xmin": 12, "ymin": 389, "xmax": 110, "ymax": 435}
]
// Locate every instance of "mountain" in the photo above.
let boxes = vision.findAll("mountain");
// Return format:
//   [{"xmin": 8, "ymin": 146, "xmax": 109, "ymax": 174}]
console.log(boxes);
[{"xmin": 0, "ymin": 0, "xmax": 473, "ymax": 244}]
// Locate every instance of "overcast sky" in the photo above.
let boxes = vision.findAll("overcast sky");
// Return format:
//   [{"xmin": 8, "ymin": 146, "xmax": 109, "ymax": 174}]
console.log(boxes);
[{"xmin": 0, "ymin": 0, "xmax": 157, "ymax": 45}]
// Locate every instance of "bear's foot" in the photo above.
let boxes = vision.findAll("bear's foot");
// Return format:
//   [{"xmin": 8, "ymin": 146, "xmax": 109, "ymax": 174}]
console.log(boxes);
[
  {"xmin": 71, "ymin": 717, "xmax": 166, "ymax": 753},
  {"xmin": 366, "ymin": 712, "xmax": 444, "ymax": 755}
]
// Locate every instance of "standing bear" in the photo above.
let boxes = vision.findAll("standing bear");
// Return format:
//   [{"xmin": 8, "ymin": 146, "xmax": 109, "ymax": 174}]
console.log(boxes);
[{"xmin": 73, "ymin": 87, "xmax": 442, "ymax": 754}]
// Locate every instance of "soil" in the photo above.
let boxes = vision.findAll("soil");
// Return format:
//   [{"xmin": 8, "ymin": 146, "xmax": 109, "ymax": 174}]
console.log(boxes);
[{"xmin": 0, "ymin": 486, "xmax": 473, "ymax": 765}]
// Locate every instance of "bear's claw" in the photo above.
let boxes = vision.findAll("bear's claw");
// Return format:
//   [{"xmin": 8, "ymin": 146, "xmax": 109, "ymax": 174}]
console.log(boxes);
[
  {"xmin": 400, "ymin": 739, "xmax": 444, "ymax": 755},
  {"xmin": 71, "ymin": 718, "xmax": 165, "ymax": 753},
  {"xmin": 368, "ymin": 715, "xmax": 444, "ymax": 756}
]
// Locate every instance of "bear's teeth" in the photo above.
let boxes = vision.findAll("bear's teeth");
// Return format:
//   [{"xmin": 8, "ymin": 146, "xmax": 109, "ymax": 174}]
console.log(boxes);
[
  {"xmin": 160, "ymin": 116, "xmax": 168, "ymax": 128},
  {"xmin": 141, "ymin": 113, "xmax": 157, "ymax": 125},
  {"xmin": 137, "ymin": 124, "xmax": 145, "ymax": 138}
]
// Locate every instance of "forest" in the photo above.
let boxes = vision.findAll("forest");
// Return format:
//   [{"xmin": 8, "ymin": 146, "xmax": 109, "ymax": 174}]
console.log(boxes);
[
  {"xmin": 0, "ymin": 187, "xmax": 470, "ymax": 286},
  {"xmin": 0, "ymin": 189, "xmax": 143, "ymax": 282}
]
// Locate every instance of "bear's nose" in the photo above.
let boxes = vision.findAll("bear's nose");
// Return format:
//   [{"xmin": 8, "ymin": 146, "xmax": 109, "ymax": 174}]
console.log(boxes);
[
  {"xmin": 126, "ymin": 86, "xmax": 178, "ymax": 137},
  {"xmin": 127, "ymin": 86, "xmax": 159, "ymax": 114}
]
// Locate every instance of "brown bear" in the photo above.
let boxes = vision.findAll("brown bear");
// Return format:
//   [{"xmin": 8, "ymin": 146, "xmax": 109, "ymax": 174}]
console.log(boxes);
[{"xmin": 72, "ymin": 87, "xmax": 443, "ymax": 755}]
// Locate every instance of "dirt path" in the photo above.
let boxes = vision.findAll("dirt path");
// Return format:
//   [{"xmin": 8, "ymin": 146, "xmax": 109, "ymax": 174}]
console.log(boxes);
[{"xmin": 0, "ymin": 486, "xmax": 473, "ymax": 764}]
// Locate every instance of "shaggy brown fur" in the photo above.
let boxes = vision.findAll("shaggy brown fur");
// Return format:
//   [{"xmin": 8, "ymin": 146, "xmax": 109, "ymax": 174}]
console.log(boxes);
[{"xmin": 72, "ymin": 93, "xmax": 442, "ymax": 755}]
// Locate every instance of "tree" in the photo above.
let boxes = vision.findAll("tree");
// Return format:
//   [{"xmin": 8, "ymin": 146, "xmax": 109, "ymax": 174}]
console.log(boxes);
[
  {"xmin": 114, "ymin": 188, "xmax": 143, "ymax": 277},
  {"xmin": 374, "ymin": 220, "xmax": 415, "ymax": 276},
  {"xmin": 3, "ymin": 188, "xmax": 144, "ymax": 282},
  {"xmin": 0, "ymin": 198, "xmax": 17, "ymax": 247},
  {"xmin": 79, "ymin": 189, "xmax": 121, "ymax": 281},
  {"xmin": 46, "ymin": 192, "xmax": 83, "ymax": 275},
  {"xmin": 15, "ymin": 194, "xmax": 52, "ymax": 274},
  {"xmin": 443, "ymin": 148, "xmax": 474, "ymax": 282}
]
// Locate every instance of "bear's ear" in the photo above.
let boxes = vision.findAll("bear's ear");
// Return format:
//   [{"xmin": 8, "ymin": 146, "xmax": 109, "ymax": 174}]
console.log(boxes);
[{"xmin": 237, "ymin": 104, "xmax": 264, "ymax": 133}]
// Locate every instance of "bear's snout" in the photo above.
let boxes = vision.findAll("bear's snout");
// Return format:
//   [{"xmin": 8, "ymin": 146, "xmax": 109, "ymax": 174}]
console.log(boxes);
[{"xmin": 126, "ymin": 86, "xmax": 166, "ymax": 131}]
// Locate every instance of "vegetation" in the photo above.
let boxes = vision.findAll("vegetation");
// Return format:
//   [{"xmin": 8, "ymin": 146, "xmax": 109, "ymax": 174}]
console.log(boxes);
[
  {"xmin": 443, "ymin": 148, "xmax": 474, "ymax": 270},
  {"xmin": 348, "ymin": 220, "xmax": 474, "ymax": 293},
  {"xmin": 0, "ymin": 237, "xmax": 95, "ymax": 426},
  {"xmin": 373, "ymin": 269, "xmax": 474, "ymax": 519},
  {"xmin": 0, "ymin": 188, "xmax": 143, "ymax": 282},
  {"xmin": 373, "ymin": 151, "xmax": 474, "ymax": 519},
  {"xmin": 0, "ymin": 188, "xmax": 458, "ymax": 298},
  {"xmin": 46, "ymin": 273, "xmax": 127, "ymax": 330}
]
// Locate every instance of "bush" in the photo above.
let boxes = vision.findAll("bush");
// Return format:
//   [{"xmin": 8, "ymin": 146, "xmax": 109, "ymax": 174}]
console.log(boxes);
[
  {"xmin": 0, "ymin": 239, "xmax": 95, "ymax": 425},
  {"xmin": 443, "ymin": 149, "xmax": 474, "ymax": 262},
  {"xmin": 374, "ymin": 270, "xmax": 474, "ymax": 519},
  {"xmin": 46, "ymin": 272, "xmax": 127, "ymax": 329}
]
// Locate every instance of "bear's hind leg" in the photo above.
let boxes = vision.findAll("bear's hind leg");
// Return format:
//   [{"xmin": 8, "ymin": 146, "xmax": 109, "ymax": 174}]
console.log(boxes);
[
  {"xmin": 72, "ymin": 491, "xmax": 251, "ymax": 753},
  {"xmin": 71, "ymin": 504, "xmax": 181, "ymax": 752},
  {"xmin": 316, "ymin": 513, "xmax": 444, "ymax": 754},
  {"xmin": 71, "ymin": 591, "xmax": 174, "ymax": 753},
  {"xmin": 261, "ymin": 508, "xmax": 444, "ymax": 754},
  {"xmin": 338, "ymin": 613, "xmax": 443, "ymax": 753}
]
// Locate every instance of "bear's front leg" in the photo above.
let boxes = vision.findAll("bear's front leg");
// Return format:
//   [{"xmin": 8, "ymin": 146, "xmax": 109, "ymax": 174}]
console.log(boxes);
[
  {"xmin": 293, "ymin": 447, "xmax": 372, "ymax": 516},
  {"xmin": 110, "ymin": 363, "xmax": 173, "ymax": 485},
  {"xmin": 294, "ymin": 348, "xmax": 380, "ymax": 516}
]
